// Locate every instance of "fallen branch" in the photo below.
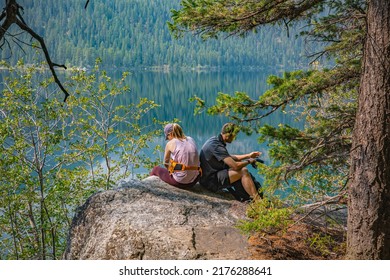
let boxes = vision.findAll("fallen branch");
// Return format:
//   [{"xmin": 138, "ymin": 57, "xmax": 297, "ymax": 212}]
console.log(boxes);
[{"xmin": 293, "ymin": 191, "xmax": 347, "ymax": 228}]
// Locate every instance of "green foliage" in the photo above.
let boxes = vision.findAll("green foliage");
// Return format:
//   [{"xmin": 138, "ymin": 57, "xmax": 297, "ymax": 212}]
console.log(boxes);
[
  {"xmin": 0, "ymin": 61, "xmax": 161, "ymax": 259},
  {"xmin": 169, "ymin": 0, "xmax": 325, "ymax": 38},
  {"xmin": 66, "ymin": 61, "xmax": 162, "ymax": 188},
  {"xmin": 2, "ymin": 0, "xmax": 310, "ymax": 69},
  {"xmin": 308, "ymin": 232, "xmax": 345, "ymax": 257},
  {"xmin": 237, "ymin": 197, "xmax": 294, "ymax": 234},
  {"xmin": 0, "ymin": 64, "xmax": 70, "ymax": 259}
]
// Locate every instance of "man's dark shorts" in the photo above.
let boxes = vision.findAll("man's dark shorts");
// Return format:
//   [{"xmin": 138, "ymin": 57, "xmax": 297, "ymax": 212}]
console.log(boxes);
[
  {"xmin": 206, "ymin": 169, "xmax": 235, "ymax": 192},
  {"xmin": 216, "ymin": 169, "xmax": 230, "ymax": 188},
  {"xmin": 205, "ymin": 170, "xmax": 263, "ymax": 202}
]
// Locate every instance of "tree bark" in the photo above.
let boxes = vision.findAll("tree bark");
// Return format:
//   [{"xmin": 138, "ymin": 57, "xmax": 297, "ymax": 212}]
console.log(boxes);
[{"xmin": 347, "ymin": 0, "xmax": 390, "ymax": 259}]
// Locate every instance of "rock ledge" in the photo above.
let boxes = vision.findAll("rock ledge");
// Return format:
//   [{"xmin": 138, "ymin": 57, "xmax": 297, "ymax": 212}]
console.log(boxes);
[{"xmin": 64, "ymin": 176, "xmax": 250, "ymax": 260}]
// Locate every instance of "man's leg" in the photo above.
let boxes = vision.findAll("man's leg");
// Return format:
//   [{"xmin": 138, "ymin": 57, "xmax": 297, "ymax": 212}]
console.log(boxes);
[{"xmin": 228, "ymin": 167, "xmax": 260, "ymax": 200}]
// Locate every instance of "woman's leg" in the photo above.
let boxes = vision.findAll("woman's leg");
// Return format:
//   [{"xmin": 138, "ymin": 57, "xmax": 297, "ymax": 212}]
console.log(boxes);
[
  {"xmin": 150, "ymin": 166, "xmax": 180, "ymax": 187},
  {"xmin": 150, "ymin": 166, "xmax": 198, "ymax": 188}
]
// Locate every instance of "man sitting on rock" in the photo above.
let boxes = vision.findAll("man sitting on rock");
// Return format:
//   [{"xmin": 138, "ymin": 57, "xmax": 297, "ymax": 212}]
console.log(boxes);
[{"xmin": 199, "ymin": 123, "xmax": 262, "ymax": 202}]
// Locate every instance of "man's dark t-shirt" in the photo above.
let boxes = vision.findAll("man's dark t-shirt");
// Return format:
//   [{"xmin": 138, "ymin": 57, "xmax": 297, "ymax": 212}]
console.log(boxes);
[{"xmin": 199, "ymin": 134, "xmax": 231, "ymax": 190}]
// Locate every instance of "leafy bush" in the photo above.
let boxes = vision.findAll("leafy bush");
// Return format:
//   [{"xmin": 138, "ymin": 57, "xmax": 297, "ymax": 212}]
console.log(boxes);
[{"xmin": 0, "ymin": 60, "xmax": 161, "ymax": 259}]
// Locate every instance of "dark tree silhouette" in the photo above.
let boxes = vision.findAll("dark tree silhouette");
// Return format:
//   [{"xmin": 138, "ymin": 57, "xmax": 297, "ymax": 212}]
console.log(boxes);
[{"xmin": 0, "ymin": 0, "xmax": 91, "ymax": 102}]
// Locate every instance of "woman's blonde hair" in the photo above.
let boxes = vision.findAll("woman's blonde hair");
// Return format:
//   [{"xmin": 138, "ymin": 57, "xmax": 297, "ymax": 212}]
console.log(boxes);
[{"xmin": 171, "ymin": 123, "xmax": 186, "ymax": 139}]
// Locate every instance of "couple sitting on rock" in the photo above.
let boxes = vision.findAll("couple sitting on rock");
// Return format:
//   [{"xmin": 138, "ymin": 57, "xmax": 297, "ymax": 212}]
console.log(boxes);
[{"xmin": 150, "ymin": 122, "xmax": 262, "ymax": 202}]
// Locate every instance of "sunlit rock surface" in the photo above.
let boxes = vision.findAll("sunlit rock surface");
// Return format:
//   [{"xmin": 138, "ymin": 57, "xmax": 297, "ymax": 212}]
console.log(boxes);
[{"xmin": 64, "ymin": 176, "xmax": 250, "ymax": 260}]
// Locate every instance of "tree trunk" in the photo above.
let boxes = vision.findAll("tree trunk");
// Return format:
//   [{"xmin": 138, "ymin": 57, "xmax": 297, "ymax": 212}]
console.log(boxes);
[{"xmin": 347, "ymin": 0, "xmax": 390, "ymax": 259}]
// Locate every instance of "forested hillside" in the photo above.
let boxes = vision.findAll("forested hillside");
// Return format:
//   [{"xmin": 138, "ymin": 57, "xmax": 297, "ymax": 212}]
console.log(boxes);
[{"xmin": 2, "ymin": 0, "xmax": 310, "ymax": 69}]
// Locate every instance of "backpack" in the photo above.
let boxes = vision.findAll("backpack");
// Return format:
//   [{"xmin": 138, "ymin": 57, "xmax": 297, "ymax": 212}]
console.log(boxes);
[{"xmin": 227, "ymin": 173, "xmax": 263, "ymax": 202}]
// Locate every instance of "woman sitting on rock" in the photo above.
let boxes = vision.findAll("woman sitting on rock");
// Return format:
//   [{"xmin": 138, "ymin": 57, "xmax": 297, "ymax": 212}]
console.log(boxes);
[{"xmin": 150, "ymin": 123, "xmax": 201, "ymax": 188}]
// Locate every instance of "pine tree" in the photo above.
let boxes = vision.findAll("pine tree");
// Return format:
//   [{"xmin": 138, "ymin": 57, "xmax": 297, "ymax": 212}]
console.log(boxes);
[{"xmin": 169, "ymin": 0, "xmax": 390, "ymax": 259}]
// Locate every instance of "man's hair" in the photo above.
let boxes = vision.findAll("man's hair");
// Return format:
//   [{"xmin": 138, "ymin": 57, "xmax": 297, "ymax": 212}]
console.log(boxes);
[{"xmin": 221, "ymin": 123, "xmax": 239, "ymax": 136}]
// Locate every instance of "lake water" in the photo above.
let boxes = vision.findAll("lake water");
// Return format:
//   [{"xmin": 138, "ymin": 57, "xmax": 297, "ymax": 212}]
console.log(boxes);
[
  {"xmin": 116, "ymin": 68, "xmax": 301, "ymax": 178},
  {"xmin": 0, "ymin": 68, "xmax": 301, "ymax": 180}
]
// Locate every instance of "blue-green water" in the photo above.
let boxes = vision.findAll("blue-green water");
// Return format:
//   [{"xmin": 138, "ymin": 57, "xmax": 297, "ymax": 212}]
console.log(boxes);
[
  {"xmin": 115, "ymin": 68, "xmax": 301, "ymax": 178},
  {"xmin": 0, "ymin": 68, "xmax": 301, "ymax": 179}
]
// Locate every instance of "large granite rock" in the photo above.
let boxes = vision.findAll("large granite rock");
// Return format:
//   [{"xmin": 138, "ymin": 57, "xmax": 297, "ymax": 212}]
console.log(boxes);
[{"xmin": 63, "ymin": 176, "xmax": 250, "ymax": 260}]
